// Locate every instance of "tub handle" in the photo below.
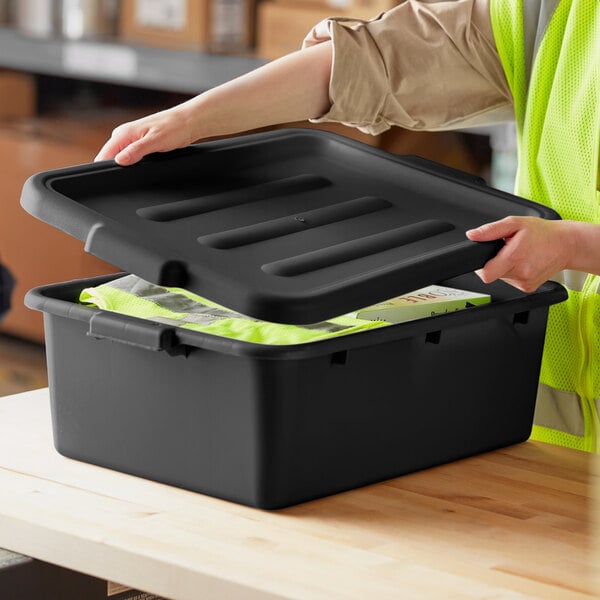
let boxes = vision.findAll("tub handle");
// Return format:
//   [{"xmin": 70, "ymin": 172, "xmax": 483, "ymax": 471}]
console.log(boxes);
[{"xmin": 88, "ymin": 311, "xmax": 187, "ymax": 356}]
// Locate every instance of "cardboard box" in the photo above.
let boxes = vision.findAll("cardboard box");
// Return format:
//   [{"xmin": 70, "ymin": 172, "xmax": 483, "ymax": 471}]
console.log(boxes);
[
  {"xmin": 0, "ymin": 0, "xmax": 9, "ymax": 24},
  {"xmin": 269, "ymin": 119, "xmax": 382, "ymax": 147},
  {"xmin": 119, "ymin": 0, "xmax": 254, "ymax": 53},
  {"xmin": 0, "ymin": 548, "xmax": 106, "ymax": 599},
  {"xmin": 256, "ymin": 0, "xmax": 396, "ymax": 59},
  {"xmin": 270, "ymin": 0, "xmax": 396, "ymax": 11},
  {"xmin": 379, "ymin": 127, "xmax": 483, "ymax": 178},
  {"xmin": 0, "ymin": 114, "xmax": 145, "ymax": 342},
  {"xmin": 0, "ymin": 70, "xmax": 37, "ymax": 121}
]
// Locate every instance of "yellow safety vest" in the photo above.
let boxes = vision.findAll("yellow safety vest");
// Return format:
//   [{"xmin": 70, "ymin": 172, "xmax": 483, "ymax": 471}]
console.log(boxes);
[
  {"xmin": 490, "ymin": 0, "xmax": 600, "ymax": 452},
  {"xmin": 79, "ymin": 274, "xmax": 389, "ymax": 346}
]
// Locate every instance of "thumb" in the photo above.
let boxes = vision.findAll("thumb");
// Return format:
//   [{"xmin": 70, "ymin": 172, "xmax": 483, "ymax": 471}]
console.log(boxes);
[
  {"xmin": 466, "ymin": 217, "xmax": 519, "ymax": 242},
  {"xmin": 114, "ymin": 138, "xmax": 155, "ymax": 166}
]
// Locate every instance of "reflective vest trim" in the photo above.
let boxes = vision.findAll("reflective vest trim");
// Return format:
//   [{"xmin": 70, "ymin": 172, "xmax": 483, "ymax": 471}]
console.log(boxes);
[
  {"xmin": 550, "ymin": 269, "xmax": 592, "ymax": 292},
  {"xmin": 534, "ymin": 382, "xmax": 585, "ymax": 436},
  {"xmin": 522, "ymin": 0, "xmax": 561, "ymax": 88},
  {"xmin": 106, "ymin": 275, "xmax": 352, "ymax": 334},
  {"xmin": 531, "ymin": 392, "xmax": 599, "ymax": 453},
  {"xmin": 79, "ymin": 274, "xmax": 389, "ymax": 346}
]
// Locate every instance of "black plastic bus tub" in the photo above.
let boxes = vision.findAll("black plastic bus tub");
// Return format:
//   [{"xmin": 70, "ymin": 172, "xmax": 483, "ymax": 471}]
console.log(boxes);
[
  {"xmin": 21, "ymin": 129, "xmax": 567, "ymax": 509},
  {"xmin": 26, "ymin": 272, "xmax": 565, "ymax": 509}
]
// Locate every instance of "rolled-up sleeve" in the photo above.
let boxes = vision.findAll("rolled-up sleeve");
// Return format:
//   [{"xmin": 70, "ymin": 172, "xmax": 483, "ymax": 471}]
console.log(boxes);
[{"xmin": 302, "ymin": 0, "xmax": 513, "ymax": 134}]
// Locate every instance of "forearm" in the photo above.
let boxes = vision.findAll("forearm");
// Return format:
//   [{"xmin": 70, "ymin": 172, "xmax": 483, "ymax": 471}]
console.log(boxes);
[
  {"xmin": 564, "ymin": 220, "xmax": 600, "ymax": 276},
  {"xmin": 95, "ymin": 41, "xmax": 333, "ymax": 165},
  {"xmin": 178, "ymin": 41, "xmax": 333, "ymax": 140}
]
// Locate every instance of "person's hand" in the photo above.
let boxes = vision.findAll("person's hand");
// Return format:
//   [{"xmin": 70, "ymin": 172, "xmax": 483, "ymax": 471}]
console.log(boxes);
[
  {"xmin": 95, "ymin": 105, "xmax": 195, "ymax": 166},
  {"xmin": 466, "ymin": 216, "xmax": 575, "ymax": 292}
]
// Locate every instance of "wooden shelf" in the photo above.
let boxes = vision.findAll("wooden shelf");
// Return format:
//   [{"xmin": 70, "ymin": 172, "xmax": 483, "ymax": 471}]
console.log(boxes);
[{"xmin": 0, "ymin": 26, "xmax": 266, "ymax": 94}]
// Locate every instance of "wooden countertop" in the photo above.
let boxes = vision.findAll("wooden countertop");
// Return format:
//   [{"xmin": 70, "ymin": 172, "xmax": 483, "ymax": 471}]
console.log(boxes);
[{"xmin": 0, "ymin": 388, "xmax": 597, "ymax": 599}]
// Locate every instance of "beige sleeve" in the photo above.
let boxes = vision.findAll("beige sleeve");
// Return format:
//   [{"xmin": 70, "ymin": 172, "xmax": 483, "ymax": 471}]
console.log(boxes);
[{"xmin": 302, "ymin": 0, "xmax": 513, "ymax": 135}]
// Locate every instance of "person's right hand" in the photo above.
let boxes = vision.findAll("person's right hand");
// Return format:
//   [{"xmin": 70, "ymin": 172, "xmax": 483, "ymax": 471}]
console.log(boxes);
[{"xmin": 95, "ymin": 105, "xmax": 195, "ymax": 166}]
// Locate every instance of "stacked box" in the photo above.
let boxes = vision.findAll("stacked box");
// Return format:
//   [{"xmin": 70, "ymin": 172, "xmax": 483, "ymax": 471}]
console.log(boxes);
[
  {"xmin": 256, "ymin": 0, "xmax": 398, "ymax": 59},
  {"xmin": 119, "ymin": 0, "xmax": 254, "ymax": 53}
]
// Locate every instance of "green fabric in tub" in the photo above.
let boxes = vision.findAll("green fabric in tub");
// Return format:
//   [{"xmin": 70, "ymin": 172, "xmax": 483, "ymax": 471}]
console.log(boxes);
[{"xmin": 79, "ymin": 274, "xmax": 388, "ymax": 345}]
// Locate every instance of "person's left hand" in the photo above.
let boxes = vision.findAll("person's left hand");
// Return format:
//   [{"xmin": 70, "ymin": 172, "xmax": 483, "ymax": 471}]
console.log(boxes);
[{"xmin": 466, "ymin": 216, "xmax": 574, "ymax": 292}]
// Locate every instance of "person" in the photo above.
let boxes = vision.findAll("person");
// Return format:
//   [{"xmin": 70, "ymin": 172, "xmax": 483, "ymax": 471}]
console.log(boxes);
[{"xmin": 96, "ymin": 0, "xmax": 599, "ymax": 453}]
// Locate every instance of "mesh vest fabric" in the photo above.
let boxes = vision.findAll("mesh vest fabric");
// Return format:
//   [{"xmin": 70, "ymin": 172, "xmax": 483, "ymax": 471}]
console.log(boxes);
[
  {"xmin": 79, "ymin": 274, "xmax": 389, "ymax": 346},
  {"xmin": 490, "ymin": 0, "xmax": 600, "ymax": 452}
]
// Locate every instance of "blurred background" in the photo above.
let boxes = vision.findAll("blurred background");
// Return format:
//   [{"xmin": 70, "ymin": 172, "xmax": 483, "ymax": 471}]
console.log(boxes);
[{"xmin": 0, "ymin": 0, "xmax": 517, "ymax": 397}]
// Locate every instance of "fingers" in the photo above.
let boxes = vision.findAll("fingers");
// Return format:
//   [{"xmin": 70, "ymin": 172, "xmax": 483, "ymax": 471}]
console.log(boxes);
[
  {"xmin": 466, "ymin": 217, "xmax": 534, "ymax": 291},
  {"xmin": 113, "ymin": 138, "xmax": 152, "ymax": 166},
  {"xmin": 95, "ymin": 121, "xmax": 145, "ymax": 165},
  {"xmin": 94, "ymin": 135, "xmax": 128, "ymax": 163},
  {"xmin": 466, "ymin": 217, "xmax": 520, "ymax": 242},
  {"xmin": 474, "ymin": 251, "xmax": 515, "ymax": 286},
  {"xmin": 466, "ymin": 216, "xmax": 564, "ymax": 293},
  {"xmin": 95, "ymin": 127, "xmax": 161, "ymax": 166},
  {"xmin": 474, "ymin": 253, "xmax": 540, "ymax": 292},
  {"xmin": 466, "ymin": 217, "xmax": 519, "ymax": 285},
  {"xmin": 95, "ymin": 107, "xmax": 192, "ymax": 166}
]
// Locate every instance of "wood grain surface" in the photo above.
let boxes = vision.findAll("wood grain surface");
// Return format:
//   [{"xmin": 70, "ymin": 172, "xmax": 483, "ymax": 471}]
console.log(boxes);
[{"xmin": 0, "ymin": 388, "xmax": 597, "ymax": 600}]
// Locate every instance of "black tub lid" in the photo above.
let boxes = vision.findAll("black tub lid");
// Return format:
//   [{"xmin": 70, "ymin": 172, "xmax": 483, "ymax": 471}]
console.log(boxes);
[{"xmin": 20, "ymin": 129, "xmax": 560, "ymax": 324}]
